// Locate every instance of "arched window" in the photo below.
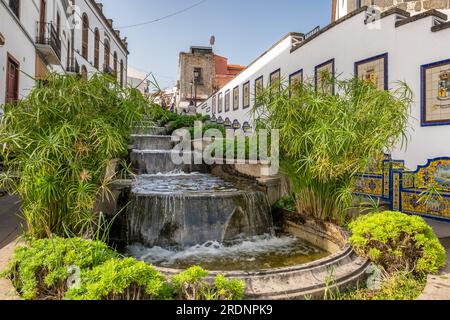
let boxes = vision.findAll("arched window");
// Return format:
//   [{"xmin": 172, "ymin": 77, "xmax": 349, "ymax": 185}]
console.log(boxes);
[
  {"xmin": 81, "ymin": 13, "xmax": 89, "ymax": 60},
  {"xmin": 104, "ymin": 38, "xmax": 110, "ymax": 69},
  {"xmin": 120, "ymin": 59, "xmax": 124, "ymax": 87},
  {"xmin": 94, "ymin": 28, "xmax": 100, "ymax": 69},
  {"xmin": 113, "ymin": 52, "xmax": 118, "ymax": 78},
  {"xmin": 81, "ymin": 65, "xmax": 88, "ymax": 80}
]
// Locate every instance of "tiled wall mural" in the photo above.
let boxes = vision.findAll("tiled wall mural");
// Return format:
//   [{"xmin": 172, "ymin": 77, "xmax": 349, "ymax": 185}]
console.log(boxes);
[
  {"xmin": 243, "ymin": 81, "xmax": 250, "ymax": 109},
  {"xmin": 356, "ymin": 157, "xmax": 450, "ymax": 221},
  {"xmin": 315, "ymin": 59, "xmax": 335, "ymax": 95},
  {"xmin": 421, "ymin": 59, "xmax": 450, "ymax": 126},
  {"xmin": 218, "ymin": 92, "xmax": 223, "ymax": 113},
  {"xmin": 355, "ymin": 53, "xmax": 388, "ymax": 90}
]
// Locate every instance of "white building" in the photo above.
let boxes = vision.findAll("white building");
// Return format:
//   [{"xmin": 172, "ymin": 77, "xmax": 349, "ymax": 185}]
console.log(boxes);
[
  {"xmin": 127, "ymin": 66, "xmax": 150, "ymax": 96},
  {"xmin": 0, "ymin": 0, "xmax": 129, "ymax": 109},
  {"xmin": 199, "ymin": 6, "xmax": 450, "ymax": 172},
  {"xmin": 333, "ymin": 0, "xmax": 450, "ymax": 21},
  {"xmin": 199, "ymin": 4, "xmax": 450, "ymax": 221}
]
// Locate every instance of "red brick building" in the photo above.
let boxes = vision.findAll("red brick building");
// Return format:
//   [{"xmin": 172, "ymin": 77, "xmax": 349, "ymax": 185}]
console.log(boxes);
[{"xmin": 214, "ymin": 54, "xmax": 246, "ymax": 89}]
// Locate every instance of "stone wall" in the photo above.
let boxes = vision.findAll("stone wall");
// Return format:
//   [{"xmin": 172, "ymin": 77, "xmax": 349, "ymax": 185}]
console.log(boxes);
[
  {"xmin": 178, "ymin": 51, "xmax": 215, "ymax": 107},
  {"xmin": 348, "ymin": 0, "xmax": 450, "ymax": 14}
]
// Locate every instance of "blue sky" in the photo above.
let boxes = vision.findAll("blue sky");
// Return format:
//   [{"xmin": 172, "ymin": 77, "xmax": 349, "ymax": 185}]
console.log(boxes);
[{"xmin": 102, "ymin": 0, "xmax": 331, "ymax": 89}]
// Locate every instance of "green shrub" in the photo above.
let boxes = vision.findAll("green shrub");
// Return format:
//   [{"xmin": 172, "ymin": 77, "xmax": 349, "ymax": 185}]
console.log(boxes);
[
  {"xmin": 349, "ymin": 211, "xmax": 446, "ymax": 274},
  {"xmin": 342, "ymin": 271, "xmax": 427, "ymax": 301},
  {"xmin": 165, "ymin": 114, "xmax": 210, "ymax": 133},
  {"xmin": 189, "ymin": 123, "xmax": 226, "ymax": 138},
  {"xmin": 3, "ymin": 238, "xmax": 246, "ymax": 301},
  {"xmin": 172, "ymin": 266, "xmax": 245, "ymax": 300},
  {"xmin": 0, "ymin": 74, "xmax": 148, "ymax": 238},
  {"xmin": 2, "ymin": 237, "xmax": 117, "ymax": 300},
  {"xmin": 274, "ymin": 194, "xmax": 297, "ymax": 212},
  {"xmin": 252, "ymin": 77, "xmax": 412, "ymax": 224},
  {"xmin": 213, "ymin": 275, "xmax": 246, "ymax": 301},
  {"xmin": 207, "ymin": 135, "xmax": 270, "ymax": 161},
  {"xmin": 146, "ymin": 105, "xmax": 178, "ymax": 126},
  {"xmin": 65, "ymin": 258, "xmax": 171, "ymax": 300}
]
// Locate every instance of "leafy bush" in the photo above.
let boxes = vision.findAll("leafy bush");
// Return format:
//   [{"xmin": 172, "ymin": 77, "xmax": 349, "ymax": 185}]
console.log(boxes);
[
  {"xmin": 2, "ymin": 237, "xmax": 117, "ymax": 300},
  {"xmin": 349, "ymin": 211, "xmax": 446, "ymax": 274},
  {"xmin": 207, "ymin": 135, "xmax": 272, "ymax": 161},
  {"xmin": 3, "ymin": 239, "xmax": 246, "ymax": 301},
  {"xmin": 341, "ymin": 271, "xmax": 427, "ymax": 301},
  {"xmin": 172, "ymin": 266, "xmax": 245, "ymax": 300},
  {"xmin": 252, "ymin": 77, "xmax": 412, "ymax": 224},
  {"xmin": 274, "ymin": 194, "xmax": 297, "ymax": 212},
  {"xmin": 167, "ymin": 114, "xmax": 210, "ymax": 133},
  {"xmin": 0, "ymin": 74, "xmax": 148, "ymax": 238},
  {"xmin": 189, "ymin": 123, "xmax": 226, "ymax": 138},
  {"xmin": 65, "ymin": 258, "xmax": 171, "ymax": 300},
  {"xmin": 146, "ymin": 105, "xmax": 178, "ymax": 127}
]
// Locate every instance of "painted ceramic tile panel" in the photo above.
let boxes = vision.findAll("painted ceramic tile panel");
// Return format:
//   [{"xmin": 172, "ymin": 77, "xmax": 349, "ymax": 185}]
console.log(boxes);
[
  {"xmin": 354, "ymin": 176, "xmax": 384, "ymax": 197},
  {"xmin": 423, "ymin": 61, "xmax": 450, "ymax": 124},
  {"xmin": 270, "ymin": 69, "xmax": 281, "ymax": 91},
  {"xmin": 316, "ymin": 62, "xmax": 334, "ymax": 95},
  {"xmin": 356, "ymin": 55, "xmax": 386, "ymax": 90},
  {"xmin": 218, "ymin": 93, "xmax": 223, "ymax": 113},
  {"xmin": 225, "ymin": 90, "xmax": 230, "ymax": 112},
  {"xmin": 289, "ymin": 70, "xmax": 303, "ymax": 97},
  {"xmin": 243, "ymin": 82, "xmax": 250, "ymax": 108},
  {"xmin": 416, "ymin": 159, "xmax": 450, "ymax": 191},
  {"xmin": 402, "ymin": 192, "xmax": 450, "ymax": 218},
  {"xmin": 255, "ymin": 77, "xmax": 264, "ymax": 102},
  {"xmin": 290, "ymin": 70, "xmax": 303, "ymax": 87},
  {"xmin": 233, "ymin": 87, "xmax": 239, "ymax": 111}
]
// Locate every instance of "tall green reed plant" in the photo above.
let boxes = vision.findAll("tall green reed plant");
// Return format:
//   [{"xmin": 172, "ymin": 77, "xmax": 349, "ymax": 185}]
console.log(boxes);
[
  {"xmin": 252, "ymin": 76, "xmax": 412, "ymax": 224},
  {"xmin": 0, "ymin": 74, "xmax": 148, "ymax": 239}
]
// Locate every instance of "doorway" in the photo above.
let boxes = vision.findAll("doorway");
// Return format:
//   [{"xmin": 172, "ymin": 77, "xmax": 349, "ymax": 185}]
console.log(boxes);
[{"xmin": 5, "ymin": 54, "xmax": 20, "ymax": 104}]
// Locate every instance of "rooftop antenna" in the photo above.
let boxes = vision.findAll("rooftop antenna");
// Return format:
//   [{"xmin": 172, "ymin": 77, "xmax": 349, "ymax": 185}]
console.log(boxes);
[{"xmin": 210, "ymin": 35, "xmax": 215, "ymax": 51}]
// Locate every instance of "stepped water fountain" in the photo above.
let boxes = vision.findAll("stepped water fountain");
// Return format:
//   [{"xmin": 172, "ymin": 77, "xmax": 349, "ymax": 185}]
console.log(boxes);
[{"xmin": 118, "ymin": 125, "xmax": 370, "ymax": 299}]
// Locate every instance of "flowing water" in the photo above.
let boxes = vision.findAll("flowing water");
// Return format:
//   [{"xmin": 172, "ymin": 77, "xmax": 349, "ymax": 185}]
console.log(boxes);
[
  {"xmin": 123, "ymin": 126, "xmax": 329, "ymax": 270},
  {"xmin": 126, "ymin": 234, "xmax": 328, "ymax": 271},
  {"xmin": 126, "ymin": 172, "xmax": 274, "ymax": 247}
]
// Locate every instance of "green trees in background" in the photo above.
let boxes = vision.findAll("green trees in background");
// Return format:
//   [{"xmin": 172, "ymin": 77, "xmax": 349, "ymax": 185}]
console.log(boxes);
[
  {"xmin": 252, "ymin": 77, "xmax": 412, "ymax": 224},
  {"xmin": 0, "ymin": 74, "xmax": 148, "ymax": 239}
]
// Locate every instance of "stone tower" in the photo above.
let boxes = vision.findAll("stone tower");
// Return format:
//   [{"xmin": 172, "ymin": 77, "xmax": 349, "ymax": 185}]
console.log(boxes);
[{"xmin": 333, "ymin": 0, "xmax": 450, "ymax": 21}]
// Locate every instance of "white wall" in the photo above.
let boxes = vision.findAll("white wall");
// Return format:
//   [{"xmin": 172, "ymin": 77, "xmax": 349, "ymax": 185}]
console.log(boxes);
[
  {"xmin": 72, "ymin": 0, "xmax": 128, "ymax": 83},
  {"xmin": 0, "ymin": 0, "xmax": 39, "ymax": 107},
  {"xmin": 200, "ymin": 10, "xmax": 450, "ymax": 171},
  {"xmin": 0, "ymin": 0, "xmax": 129, "ymax": 109}
]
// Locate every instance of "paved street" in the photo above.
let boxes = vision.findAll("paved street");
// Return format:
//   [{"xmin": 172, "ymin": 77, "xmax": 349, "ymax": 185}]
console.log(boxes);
[
  {"xmin": 419, "ymin": 219, "xmax": 450, "ymax": 300},
  {"xmin": 0, "ymin": 195, "xmax": 21, "ymax": 250}
]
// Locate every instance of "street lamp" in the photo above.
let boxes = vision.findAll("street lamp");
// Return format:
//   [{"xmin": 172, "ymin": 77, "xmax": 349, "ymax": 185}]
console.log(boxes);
[
  {"xmin": 193, "ymin": 69, "xmax": 201, "ymax": 108},
  {"xmin": 190, "ymin": 81, "xmax": 194, "ymax": 106}
]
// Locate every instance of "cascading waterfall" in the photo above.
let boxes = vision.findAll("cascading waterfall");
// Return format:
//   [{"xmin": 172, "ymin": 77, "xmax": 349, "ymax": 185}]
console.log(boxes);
[
  {"xmin": 124, "ymin": 126, "xmax": 326, "ymax": 271},
  {"xmin": 127, "ymin": 129, "xmax": 275, "ymax": 247},
  {"xmin": 126, "ymin": 173, "xmax": 274, "ymax": 247}
]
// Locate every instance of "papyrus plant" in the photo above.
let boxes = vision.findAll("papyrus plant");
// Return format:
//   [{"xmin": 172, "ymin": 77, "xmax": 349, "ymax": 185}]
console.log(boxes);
[
  {"xmin": 252, "ymin": 76, "xmax": 412, "ymax": 224},
  {"xmin": 0, "ymin": 74, "xmax": 148, "ymax": 238}
]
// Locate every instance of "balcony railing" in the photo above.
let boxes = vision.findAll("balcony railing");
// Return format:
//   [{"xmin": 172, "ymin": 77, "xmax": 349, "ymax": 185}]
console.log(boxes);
[
  {"xmin": 36, "ymin": 22, "xmax": 61, "ymax": 62},
  {"xmin": 66, "ymin": 58, "xmax": 80, "ymax": 75}
]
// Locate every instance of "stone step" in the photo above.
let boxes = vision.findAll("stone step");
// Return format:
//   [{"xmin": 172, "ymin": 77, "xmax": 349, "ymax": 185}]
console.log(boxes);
[
  {"xmin": 130, "ymin": 135, "xmax": 175, "ymax": 151},
  {"xmin": 130, "ymin": 150, "xmax": 208, "ymax": 175},
  {"xmin": 131, "ymin": 126, "xmax": 167, "ymax": 136}
]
